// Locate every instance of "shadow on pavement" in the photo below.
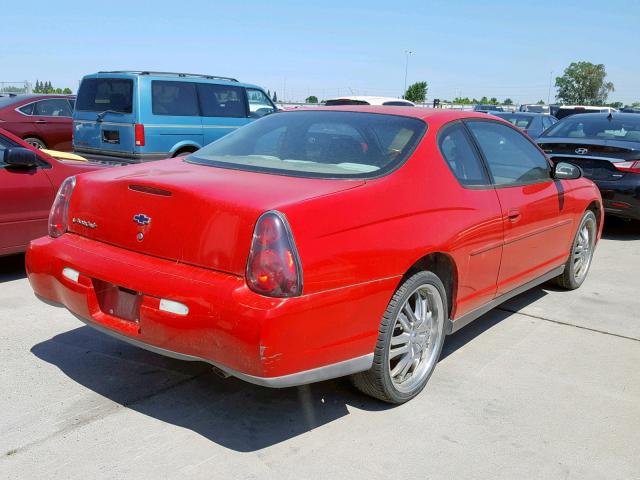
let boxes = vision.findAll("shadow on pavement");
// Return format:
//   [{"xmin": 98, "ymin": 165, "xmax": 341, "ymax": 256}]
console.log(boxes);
[
  {"xmin": 0, "ymin": 254, "xmax": 26, "ymax": 283},
  {"xmin": 31, "ymin": 326, "xmax": 392, "ymax": 452},
  {"xmin": 601, "ymin": 216, "xmax": 640, "ymax": 241}
]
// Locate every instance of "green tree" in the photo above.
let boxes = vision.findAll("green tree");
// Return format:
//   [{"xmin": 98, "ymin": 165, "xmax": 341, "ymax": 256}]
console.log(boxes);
[
  {"xmin": 489, "ymin": 97, "xmax": 498, "ymax": 104},
  {"xmin": 537, "ymin": 99, "xmax": 546, "ymax": 105},
  {"xmin": 608, "ymin": 101, "xmax": 623, "ymax": 108},
  {"xmin": 54, "ymin": 88, "xmax": 62, "ymax": 94},
  {"xmin": 631, "ymin": 101, "xmax": 640, "ymax": 108},
  {"xmin": 479, "ymin": 96, "xmax": 488, "ymax": 104},
  {"xmin": 63, "ymin": 88, "xmax": 72, "ymax": 94},
  {"xmin": 272, "ymin": 91, "xmax": 278, "ymax": 102},
  {"xmin": 503, "ymin": 98, "xmax": 513, "ymax": 105},
  {"xmin": 305, "ymin": 95, "xmax": 318, "ymax": 104},
  {"xmin": 267, "ymin": 89, "xmax": 271, "ymax": 98},
  {"xmin": 555, "ymin": 61, "xmax": 614, "ymax": 105},
  {"xmin": 404, "ymin": 81, "xmax": 428, "ymax": 103}
]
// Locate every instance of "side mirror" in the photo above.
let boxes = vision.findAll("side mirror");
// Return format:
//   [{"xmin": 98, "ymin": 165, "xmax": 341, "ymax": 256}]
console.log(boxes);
[
  {"xmin": 553, "ymin": 161, "xmax": 582, "ymax": 180},
  {"xmin": 4, "ymin": 147, "xmax": 39, "ymax": 168},
  {"xmin": 250, "ymin": 107, "xmax": 275, "ymax": 119}
]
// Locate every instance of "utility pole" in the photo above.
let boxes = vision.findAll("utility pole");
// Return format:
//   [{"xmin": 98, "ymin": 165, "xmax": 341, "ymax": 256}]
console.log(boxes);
[
  {"xmin": 547, "ymin": 70, "xmax": 553, "ymax": 105},
  {"xmin": 403, "ymin": 50, "xmax": 413, "ymax": 98}
]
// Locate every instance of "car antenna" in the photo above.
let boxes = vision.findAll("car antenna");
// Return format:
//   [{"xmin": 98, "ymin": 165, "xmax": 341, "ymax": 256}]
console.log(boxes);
[{"xmin": 607, "ymin": 112, "xmax": 613, "ymax": 120}]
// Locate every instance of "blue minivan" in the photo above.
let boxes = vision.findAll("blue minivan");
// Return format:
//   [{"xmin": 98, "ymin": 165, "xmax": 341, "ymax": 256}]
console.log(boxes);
[{"xmin": 72, "ymin": 71, "xmax": 276, "ymax": 163}]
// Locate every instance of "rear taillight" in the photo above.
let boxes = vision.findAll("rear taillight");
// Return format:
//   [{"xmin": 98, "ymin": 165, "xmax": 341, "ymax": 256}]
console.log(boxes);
[
  {"xmin": 134, "ymin": 123, "xmax": 145, "ymax": 147},
  {"xmin": 246, "ymin": 211, "xmax": 302, "ymax": 297},
  {"xmin": 48, "ymin": 176, "xmax": 76, "ymax": 238},
  {"xmin": 614, "ymin": 160, "xmax": 640, "ymax": 174}
]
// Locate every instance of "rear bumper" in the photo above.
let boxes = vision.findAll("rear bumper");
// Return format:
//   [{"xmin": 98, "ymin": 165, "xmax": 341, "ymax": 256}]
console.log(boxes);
[
  {"xmin": 594, "ymin": 177, "xmax": 640, "ymax": 220},
  {"xmin": 26, "ymin": 234, "xmax": 394, "ymax": 386},
  {"xmin": 73, "ymin": 148, "xmax": 169, "ymax": 164}
]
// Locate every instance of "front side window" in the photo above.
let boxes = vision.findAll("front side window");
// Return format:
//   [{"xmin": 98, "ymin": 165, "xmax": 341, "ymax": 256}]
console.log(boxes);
[
  {"xmin": 466, "ymin": 120, "xmax": 551, "ymax": 186},
  {"xmin": 76, "ymin": 78, "xmax": 133, "ymax": 113},
  {"xmin": 246, "ymin": 88, "xmax": 275, "ymax": 118},
  {"xmin": 151, "ymin": 81, "xmax": 199, "ymax": 116},
  {"xmin": 494, "ymin": 114, "xmax": 533, "ymax": 129},
  {"xmin": 188, "ymin": 111, "xmax": 426, "ymax": 178},
  {"xmin": 0, "ymin": 137, "xmax": 7, "ymax": 165},
  {"xmin": 438, "ymin": 123, "xmax": 489, "ymax": 187},
  {"xmin": 34, "ymin": 99, "xmax": 73, "ymax": 117},
  {"xmin": 198, "ymin": 84, "xmax": 246, "ymax": 118}
]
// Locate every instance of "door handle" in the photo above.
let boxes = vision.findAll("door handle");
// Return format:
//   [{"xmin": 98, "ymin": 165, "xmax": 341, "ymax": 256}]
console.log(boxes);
[
  {"xmin": 35, "ymin": 120, "xmax": 47, "ymax": 124},
  {"xmin": 507, "ymin": 208, "xmax": 521, "ymax": 222}
]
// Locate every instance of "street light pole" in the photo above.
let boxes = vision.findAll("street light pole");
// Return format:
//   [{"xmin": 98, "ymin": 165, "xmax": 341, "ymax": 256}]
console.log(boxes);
[
  {"xmin": 403, "ymin": 50, "xmax": 413, "ymax": 98},
  {"xmin": 547, "ymin": 70, "xmax": 553, "ymax": 105}
]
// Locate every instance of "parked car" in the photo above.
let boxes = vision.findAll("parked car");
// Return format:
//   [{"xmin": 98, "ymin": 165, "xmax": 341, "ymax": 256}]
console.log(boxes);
[
  {"xmin": 551, "ymin": 105, "xmax": 617, "ymax": 120},
  {"xmin": 620, "ymin": 107, "xmax": 640, "ymax": 114},
  {"xmin": 473, "ymin": 104, "xmax": 503, "ymax": 113},
  {"xmin": 491, "ymin": 111, "xmax": 558, "ymax": 138},
  {"xmin": 73, "ymin": 71, "xmax": 276, "ymax": 163},
  {"xmin": 27, "ymin": 107, "xmax": 602, "ymax": 404},
  {"xmin": 537, "ymin": 112, "xmax": 640, "ymax": 221},
  {"xmin": 0, "ymin": 128, "xmax": 105, "ymax": 256},
  {"xmin": 0, "ymin": 94, "xmax": 75, "ymax": 150},
  {"xmin": 325, "ymin": 96, "xmax": 415, "ymax": 106},
  {"xmin": 519, "ymin": 104, "xmax": 550, "ymax": 114}
]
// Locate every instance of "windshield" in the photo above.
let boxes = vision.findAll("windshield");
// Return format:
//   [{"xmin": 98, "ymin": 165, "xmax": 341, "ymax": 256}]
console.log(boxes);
[
  {"xmin": 494, "ymin": 114, "xmax": 534, "ymax": 129},
  {"xmin": 541, "ymin": 115, "xmax": 640, "ymax": 142},
  {"xmin": 187, "ymin": 111, "xmax": 426, "ymax": 178},
  {"xmin": 76, "ymin": 78, "xmax": 133, "ymax": 113}
]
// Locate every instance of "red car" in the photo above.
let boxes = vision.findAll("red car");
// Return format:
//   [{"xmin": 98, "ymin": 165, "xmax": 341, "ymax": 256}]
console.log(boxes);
[
  {"xmin": 26, "ymin": 107, "xmax": 603, "ymax": 403},
  {"xmin": 0, "ymin": 94, "xmax": 75, "ymax": 150},
  {"xmin": 0, "ymin": 128, "xmax": 105, "ymax": 256}
]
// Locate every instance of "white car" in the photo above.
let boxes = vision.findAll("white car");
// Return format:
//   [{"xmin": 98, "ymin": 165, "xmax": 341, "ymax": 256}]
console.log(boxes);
[{"xmin": 324, "ymin": 96, "xmax": 415, "ymax": 107}]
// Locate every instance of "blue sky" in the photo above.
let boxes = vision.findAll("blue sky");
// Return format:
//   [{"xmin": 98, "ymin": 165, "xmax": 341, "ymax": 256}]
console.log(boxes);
[{"xmin": 1, "ymin": 0, "xmax": 638, "ymax": 104}]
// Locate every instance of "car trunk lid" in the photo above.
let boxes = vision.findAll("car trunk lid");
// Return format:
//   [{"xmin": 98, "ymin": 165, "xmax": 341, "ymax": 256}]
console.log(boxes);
[
  {"xmin": 538, "ymin": 138, "xmax": 640, "ymax": 181},
  {"xmin": 67, "ymin": 158, "xmax": 364, "ymax": 275}
]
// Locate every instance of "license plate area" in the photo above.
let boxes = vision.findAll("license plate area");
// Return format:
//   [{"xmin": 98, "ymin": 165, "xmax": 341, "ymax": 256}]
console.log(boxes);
[
  {"xmin": 93, "ymin": 279, "xmax": 142, "ymax": 323},
  {"xmin": 102, "ymin": 129, "xmax": 120, "ymax": 144}
]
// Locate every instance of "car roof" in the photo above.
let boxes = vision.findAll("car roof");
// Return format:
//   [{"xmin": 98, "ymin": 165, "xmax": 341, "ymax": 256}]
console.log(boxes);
[
  {"xmin": 558, "ymin": 112, "xmax": 640, "ymax": 120},
  {"xmin": 84, "ymin": 71, "xmax": 262, "ymax": 90},
  {"xmin": 0, "ymin": 94, "xmax": 75, "ymax": 108},
  {"xmin": 325, "ymin": 96, "xmax": 415, "ymax": 105},
  {"xmin": 493, "ymin": 111, "xmax": 546, "ymax": 117},
  {"xmin": 286, "ymin": 105, "xmax": 505, "ymax": 122}
]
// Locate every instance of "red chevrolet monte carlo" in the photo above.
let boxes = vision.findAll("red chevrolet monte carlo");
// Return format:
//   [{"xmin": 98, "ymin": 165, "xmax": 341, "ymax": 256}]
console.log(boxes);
[{"xmin": 26, "ymin": 107, "xmax": 603, "ymax": 403}]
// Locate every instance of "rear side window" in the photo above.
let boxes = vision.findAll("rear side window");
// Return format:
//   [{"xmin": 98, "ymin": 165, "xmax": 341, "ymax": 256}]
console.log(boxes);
[
  {"xmin": 152, "ymin": 81, "xmax": 199, "ymax": 116},
  {"xmin": 76, "ymin": 78, "xmax": 133, "ymax": 113},
  {"xmin": 34, "ymin": 99, "xmax": 72, "ymax": 117},
  {"xmin": 467, "ymin": 120, "xmax": 551, "ymax": 186},
  {"xmin": 438, "ymin": 123, "xmax": 489, "ymax": 187},
  {"xmin": 18, "ymin": 103, "xmax": 34, "ymax": 115},
  {"xmin": 198, "ymin": 84, "xmax": 246, "ymax": 118},
  {"xmin": 247, "ymin": 88, "xmax": 275, "ymax": 118}
]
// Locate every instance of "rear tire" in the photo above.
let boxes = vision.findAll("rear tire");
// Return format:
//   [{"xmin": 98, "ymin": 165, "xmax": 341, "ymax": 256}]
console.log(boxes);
[
  {"xmin": 23, "ymin": 137, "xmax": 46, "ymax": 149},
  {"xmin": 351, "ymin": 271, "xmax": 447, "ymax": 404},
  {"xmin": 553, "ymin": 210, "xmax": 597, "ymax": 290}
]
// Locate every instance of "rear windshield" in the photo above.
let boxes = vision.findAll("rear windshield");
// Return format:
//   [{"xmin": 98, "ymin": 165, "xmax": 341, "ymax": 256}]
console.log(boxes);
[
  {"xmin": 541, "ymin": 115, "xmax": 640, "ymax": 142},
  {"xmin": 187, "ymin": 111, "xmax": 426, "ymax": 178},
  {"xmin": 76, "ymin": 78, "xmax": 133, "ymax": 113},
  {"xmin": 494, "ymin": 114, "xmax": 534, "ymax": 129},
  {"xmin": 325, "ymin": 99, "xmax": 370, "ymax": 106}
]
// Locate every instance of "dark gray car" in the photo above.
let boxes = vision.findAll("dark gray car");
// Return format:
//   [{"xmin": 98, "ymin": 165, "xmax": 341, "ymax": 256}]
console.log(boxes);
[{"xmin": 491, "ymin": 112, "xmax": 558, "ymax": 138}]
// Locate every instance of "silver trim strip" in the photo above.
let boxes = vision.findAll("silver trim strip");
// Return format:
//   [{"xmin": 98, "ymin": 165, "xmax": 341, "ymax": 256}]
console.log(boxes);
[
  {"xmin": 66, "ymin": 311, "xmax": 373, "ymax": 388},
  {"xmin": 548, "ymin": 154, "xmax": 630, "ymax": 162},
  {"xmin": 74, "ymin": 121, "xmax": 133, "ymax": 127}
]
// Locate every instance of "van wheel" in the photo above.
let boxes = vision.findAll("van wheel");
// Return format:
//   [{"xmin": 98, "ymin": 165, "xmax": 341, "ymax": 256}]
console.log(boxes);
[
  {"xmin": 173, "ymin": 148, "xmax": 196, "ymax": 157},
  {"xmin": 24, "ymin": 137, "xmax": 46, "ymax": 149},
  {"xmin": 553, "ymin": 210, "xmax": 597, "ymax": 290},
  {"xmin": 351, "ymin": 271, "xmax": 447, "ymax": 404}
]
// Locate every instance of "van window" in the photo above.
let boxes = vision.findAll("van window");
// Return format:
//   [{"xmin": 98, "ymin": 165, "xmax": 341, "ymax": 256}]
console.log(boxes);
[
  {"xmin": 152, "ymin": 81, "xmax": 199, "ymax": 116},
  {"xmin": 76, "ymin": 78, "xmax": 133, "ymax": 113},
  {"xmin": 197, "ymin": 84, "xmax": 246, "ymax": 118},
  {"xmin": 246, "ymin": 88, "xmax": 275, "ymax": 118}
]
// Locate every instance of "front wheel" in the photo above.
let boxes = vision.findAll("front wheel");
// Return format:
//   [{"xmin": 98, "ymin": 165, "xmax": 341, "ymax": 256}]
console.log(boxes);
[
  {"xmin": 351, "ymin": 271, "xmax": 447, "ymax": 404},
  {"xmin": 554, "ymin": 210, "xmax": 598, "ymax": 290},
  {"xmin": 23, "ymin": 137, "xmax": 46, "ymax": 149}
]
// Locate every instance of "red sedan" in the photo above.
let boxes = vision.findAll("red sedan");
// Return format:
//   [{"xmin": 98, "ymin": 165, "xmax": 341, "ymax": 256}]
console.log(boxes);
[
  {"xmin": 26, "ymin": 107, "xmax": 602, "ymax": 403},
  {"xmin": 0, "ymin": 94, "xmax": 75, "ymax": 150},
  {"xmin": 0, "ymin": 128, "xmax": 105, "ymax": 256}
]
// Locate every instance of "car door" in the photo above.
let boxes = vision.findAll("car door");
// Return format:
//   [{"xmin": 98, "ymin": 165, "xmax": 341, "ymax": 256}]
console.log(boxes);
[
  {"xmin": 197, "ymin": 83, "xmax": 250, "ymax": 146},
  {"xmin": 438, "ymin": 122, "xmax": 503, "ymax": 317},
  {"xmin": 33, "ymin": 98, "xmax": 73, "ymax": 150},
  {"xmin": 465, "ymin": 119, "xmax": 574, "ymax": 296},
  {"xmin": 0, "ymin": 138, "xmax": 56, "ymax": 255}
]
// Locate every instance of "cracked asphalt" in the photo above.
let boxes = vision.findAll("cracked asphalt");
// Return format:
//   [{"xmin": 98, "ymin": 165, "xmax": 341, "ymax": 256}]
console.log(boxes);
[{"xmin": 2, "ymin": 217, "xmax": 639, "ymax": 480}]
